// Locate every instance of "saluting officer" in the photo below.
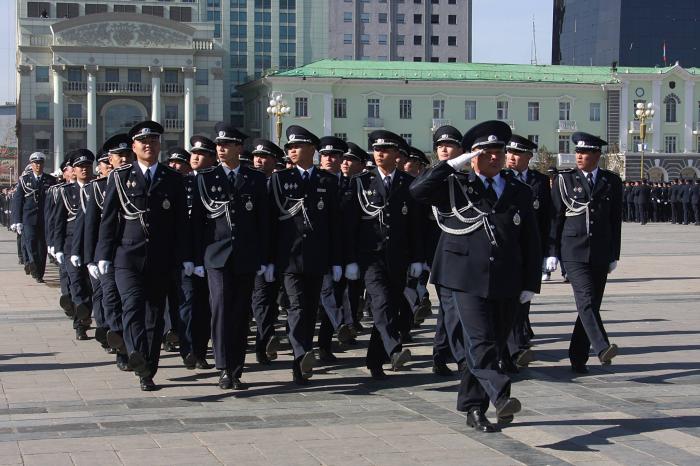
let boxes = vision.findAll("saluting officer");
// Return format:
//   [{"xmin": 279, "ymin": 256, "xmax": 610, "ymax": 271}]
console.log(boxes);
[
  {"xmin": 54, "ymin": 149, "xmax": 95, "ymax": 340},
  {"xmin": 265, "ymin": 125, "xmax": 343, "ymax": 384},
  {"xmin": 95, "ymin": 121, "xmax": 191, "ymax": 391},
  {"xmin": 191, "ymin": 126, "xmax": 268, "ymax": 390},
  {"xmin": 11, "ymin": 152, "xmax": 57, "ymax": 283},
  {"xmin": 343, "ymin": 130, "xmax": 423, "ymax": 379},
  {"xmin": 545, "ymin": 132, "xmax": 621, "ymax": 374},
  {"xmin": 504, "ymin": 134, "xmax": 551, "ymax": 371},
  {"xmin": 410, "ymin": 121, "xmax": 541, "ymax": 433}
]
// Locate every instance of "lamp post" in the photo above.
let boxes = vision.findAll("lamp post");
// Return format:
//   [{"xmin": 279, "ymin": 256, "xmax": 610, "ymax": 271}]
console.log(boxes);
[
  {"xmin": 634, "ymin": 102, "xmax": 655, "ymax": 179},
  {"xmin": 266, "ymin": 95, "xmax": 290, "ymax": 146}
]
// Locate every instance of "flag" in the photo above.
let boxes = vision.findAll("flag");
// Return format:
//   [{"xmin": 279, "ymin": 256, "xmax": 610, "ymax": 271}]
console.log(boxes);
[{"xmin": 663, "ymin": 41, "xmax": 667, "ymax": 65}]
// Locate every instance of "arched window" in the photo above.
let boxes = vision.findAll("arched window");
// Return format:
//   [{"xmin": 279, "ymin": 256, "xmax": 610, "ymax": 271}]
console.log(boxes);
[
  {"xmin": 664, "ymin": 93, "xmax": 680, "ymax": 122},
  {"xmin": 102, "ymin": 100, "xmax": 147, "ymax": 141}
]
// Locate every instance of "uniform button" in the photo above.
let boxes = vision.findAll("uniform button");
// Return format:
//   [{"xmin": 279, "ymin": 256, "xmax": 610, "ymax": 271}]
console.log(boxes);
[
  {"xmin": 231, "ymin": 223, "xmax": 235, "ymax": 227},
  {"xmin": 386, "ymin": 202, "xmax": 390, "ymax": 206},
  {"xmin": 489, "ymin": 256, "xmax": 494, "ymax": 262},
  {"xmin": 231, "ymin": 210, "xmax": 235, "ymax": 214},
  {"xmin": 385, "ymin": 213, "xmax": 390, "ymax": 217},
  {"xmin": 146, "ymin": 208, "xmax": 151, "ymax": 212},
  {"xmin": 491, "ymin": 210, "xmax": 496, "ymax": 214},
  {"xmin": 385, "ymin": 236, "xmax": 390, "ymax": 240},
  {"xmin": 591, "ymin": 208, "xmax": 595, "ymax": 212},
  {"xmin": 145, "ymin": 238, "xmax": 149, "ymax": 243},
  {"xmin": 589, "ymin": 233, "xmax": 593, "ymax": 237},
  {"xmin": 386, "ymin": 225, "xmax": 390, "ymax": 228},
  {"xmin": 302, "ymin": 233, "xmax": 307, "ymax": 238},
  {"xmin": 146, "ymin": 223, "xmax": 150, "ymax": 227},
  {"xmin": 590, "ymin": 221, "xmax": 594, "ymax": 224}
]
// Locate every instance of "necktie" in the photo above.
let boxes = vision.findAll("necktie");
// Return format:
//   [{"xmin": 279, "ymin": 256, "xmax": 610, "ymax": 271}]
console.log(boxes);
[
  {"xmin": 384, "ymin": 175, "xmax": 392, "ymax": 193},
  {"xmin": 302, "ymin": 170, "xmax": 310, "ymax": 192},
  {"xmin": 144, "ymin": 168, "xmax": 152, "ymax": 190},
  {"xmin": 484, "ymin": 177, "xmax": 497, "ymax": 203},
  {"xmin": 520, "ymin": 172, "xmax": 526, "ymax": 183},
  {"xmin": 228, "ymin": 170, "xmax": 235, "ymax": 186},
  {"xmin": 587, "ymin": 172, "xmax": 594, "ymax": 189}
]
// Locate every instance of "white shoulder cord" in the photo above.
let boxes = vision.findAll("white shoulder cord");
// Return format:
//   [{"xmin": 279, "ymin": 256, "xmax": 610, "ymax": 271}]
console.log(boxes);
[
  {"xmin": 197, "ymin": 174, "xmax": 236, "ymax": 230},
  {"xmin": 113, "ymin": 170, "xmax": 149, "ymax": 237},
  {"xmin": 272, "ymin": 175, "xmax": 313, "ymax": 230},
  {"xmin": 557, "ymin": 174, "xmax": 591, "ymax": 234},
  {"xmin": 355, "ymin": 178, "xmax": 388, "ymax": 228},
  {"xmin": 59, "ymin": 185, "xmax": 78, "ymax": 221},
  {"xmin": 79, "ymin": 185, "xmax": 89, "ymax": 214},
  {"xmin": 19, "ymin": 176, "xmax": 36, "ymax": 198},
  {"xmin": 92, "ymin": 181, "xmax": 105, "ymax": 211}
]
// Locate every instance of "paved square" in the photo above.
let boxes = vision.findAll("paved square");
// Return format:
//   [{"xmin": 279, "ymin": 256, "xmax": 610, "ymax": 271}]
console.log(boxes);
[{"xmin": 0, "ymin": 223, "xmax": 698, "ymax": 465}]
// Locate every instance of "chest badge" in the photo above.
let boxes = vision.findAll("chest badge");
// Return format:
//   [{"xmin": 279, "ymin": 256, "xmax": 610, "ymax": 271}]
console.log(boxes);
[
  {"xmin": 317, "ymin": 199, "xmax": 325, "ymax": 210},
  {"xmin": 513, "ymin": 212, "xmax": 521, "ymax": 225},
  {"xmin": 574, "ymin": 186, "xmax": 583, "ymax": 193},
  {"xmin": 211, "ymin": 186, "xmax": 217, "ymax": 193},
  {"xmin": 245, "ymin": 199, "xmax": 253, "ymax": 211},
  {"xmin": 467, "ymin": 186, "xmax": 474, "ymax": 194},
  {"xmin": 401, "ymin": 203, "xmax": 408, "ymax": 215},
  {"xmin": 162, "ymin": 199, "xmax": 171, "ymax": 210},
  {"xmin": 533, "ymin": 199, "xmax": 540, "ymax": 210},
  {"xmin": 217, "ymin": 186, "xmax": 222, "ymax": 192}
]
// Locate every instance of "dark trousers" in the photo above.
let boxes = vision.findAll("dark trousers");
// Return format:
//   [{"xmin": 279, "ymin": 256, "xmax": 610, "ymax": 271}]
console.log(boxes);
[
  {"xmin": 178, "ymin": 272, "xmax": 211, "ymax": 359},
  {"xmin": 626, "ymin": 203, "xmax": 636, "ymax": 222},
  {"xmin": 362, "ymin": 258, "xmax": 405, "ymax": 369},
  {"xmin": 683, "ymin": 202, "xmax": 691, "ymax": 224},
  {"xmin": 58, "ymin": 260, "xmax": 71, "ymax": 298},
  {"xmin": 90, "ymin": 275, "xmax": 106, "ymax": 330},
  {"xmin": 282, "ymin": 273, "xmax": 323, "ymax": 359},
  {"xmin": 318, "ymin": 272, "xmax": 346, "ymax": 351},
  {"xmin": 507, "ymin": 301, "xmax": 532, "ymax": 357},
  {"xmin": 637, "ymin": 203, "xmax": 648, "ymax": 224},
  {"xmin": 252, "ymin": 274, "xmax": 280, "ymax": 353},
  {"xmin": 16, "ymin": 234, "xmax": 23, "ymax": 263},
  {"xmin": 343, "ymin": 279, "xmax": 364, "ymax": 326},
  {"xmin": 100, "ymin": 269, "xmax": 123, "ymax": 333},
  {"xmin": 563, "ymin": 261, "xmax": 610, "ymax": 367},
  {"xmin": 693, "ymin": 204, "xmax": 700, "ymax": 225},
  {"xmin": 164, "ymin": 270, "xmax": 181, "ymax": 337},
  {"xmin": 66, "ymin": 259, "xmax": 91, "ymax": 331},
  {"xmin": 115, "ymin": 266, "xmax": 168, "ymax": 377},
  {"xmin": 21, "ymin": 226, "xmax": 47, "ymax": 279},
  {"xmin": 432, "ymin": 285, "xmax": 466, "ymax": 365},
  {"xmin": 207, "ymin": 266, "xmax": 254, "ymax": 376},
  {"xmin": 440, "ymin": 287, "xmax": 512, "ymax": 413},
  {"xmin": 651, "ymin": 202, "xmax": 659, "ymax": 222}
]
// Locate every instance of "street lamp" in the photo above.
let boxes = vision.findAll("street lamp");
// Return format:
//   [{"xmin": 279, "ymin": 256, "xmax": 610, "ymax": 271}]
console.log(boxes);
[
  {"xmin": 634, "ymin": 102, "xmax": 655, "ymax": 179},
  {"xmin": 266, "ymin": 94, "xmax": 291, "ymax": 146}
]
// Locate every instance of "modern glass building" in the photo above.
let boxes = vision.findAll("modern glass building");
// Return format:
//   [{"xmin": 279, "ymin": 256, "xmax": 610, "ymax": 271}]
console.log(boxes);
[{"xmin": 553, "ymin": 0, "xmax": 700, "ymax": 68}]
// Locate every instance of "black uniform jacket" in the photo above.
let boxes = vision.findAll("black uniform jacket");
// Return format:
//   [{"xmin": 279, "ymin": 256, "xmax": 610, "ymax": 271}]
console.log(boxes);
[
  {"xmin": 54, "ymin": 182, "xmax": 83, "ymax": 253},
  {"xmin": 73, "ymin": 177, "xmax": 107, "ymax": 264},
  {"xmin": 522, "ymin": 169, "xmax": 552, "ymax": 255},
  {"xmin": 11, "ymin": 172, "xmax": 57, "ymax": 226}
]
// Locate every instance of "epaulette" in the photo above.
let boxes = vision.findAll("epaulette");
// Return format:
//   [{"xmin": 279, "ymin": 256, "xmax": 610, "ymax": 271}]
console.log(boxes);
[
  {"xmin": 115, "ymin": 164, "xmax": 132, "ymax": 172},
  {"xmin": 558, "ymin": 168, "xmax": 575, "ymax": 174},
  {"xmin": 199, "ymin": 167, "xmax": 216, "ymax": 174}
]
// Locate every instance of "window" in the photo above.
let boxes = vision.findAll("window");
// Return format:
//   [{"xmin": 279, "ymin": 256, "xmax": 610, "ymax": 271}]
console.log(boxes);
[
  {"xmin": 170, "ymin": 6, "xmax": 192, "ymax": 22},
  {"xmin": 449, "ymin": 0, "xmax": 456, "ymax": 3},
  {"xmin": 665, "ymin": 94, "xmax": 679, "ymax": 122},
  {"xmin": 396, "ymin": 35, "xmax": 405, "ymax": 45},
  {"xmin": 114, "ymin": 4, "xmax": 136, "ymax": 12},
  {"xmin": 142, "ymin": 5, "xmax": 164, "ymax": 16},
  {"xmin": 400, "ymin": 133, "xmax": 412, "ymax": 145},
  {"xmin": 697, "ymin": 101, "xmax": 700, "ymax": 122},
  {"xmin": 431, "ymin": 0, "xmax": 439, "ymax": 3},
  {"xmin": 334, "ymin": 98, "xmax": 347, "ymax": 118},
  {"xmin": 528, "ymin": 102, "xmax": 540, "ymax": 121},
  {"xmin": 343, "ymin": 34, "xmax": 352, "ymax": 44},
  {"xmin": 295, "ymin": 97, "xmax": 308, "ymax": 117},
  {"xmin": 36, "ymin": 139, "xmax": 50, "ymax": 154},
  {"xmin": 413, "ymin": 57, "xmax": 422, "ymax": 62},
  {"xmin": 56, "ymin": 2, "xmax": 79, "ymax": 18},
  {"xmin": 360, "ymin": 34, "xmax": 370, "ymax": 44},
  {"xmin": 105, "ymin": 68, "xmax": 119, "ymax": 82},
  {"xmin": 360, "ymin": 13, "xmax": 369, "ymax": 23},
  {"xmin": 36, "ymin": 102, "xmax": 49, "ymax": 120},
  {"xmin": 527, "ymin": 135, "xmax": 539, "ymax": 146},
  {"xmin": 27, "ymin": 2, "xmax": 50, "ymax": 17},
  {"xmin": 279, "ymin": 0, "xmax": 295, "ymax": 7},
  {"xmin": 165, "ymin": 105, "xmax": 178, "ymax": 120},
  {"xmin": 559, "ymin": 101, "xmax": 571, "ymax": 120},
  {"xmin": 465, "ymin": 100, "xmax": 476, "ymax": 120},
  {"xmin": 35, "ymin": 66, "xmax": 49, "ymax": 83},
  {"xmin": 496, "ymin": 101, "xmax": 509, "ymax": 120},
  {"xmin": 448, "ymin": 14, "xmax": 457, "ymax": 24},
  {"xmin": 255, "ymin": 0, "xmax": 271, "ymax": 7},
  {"xmin": 431, "ymin": 14, "xmax": 439, "ymax": 24},
  {"xmin": 399, "ymin": 99, "xmax": 412, "ymax": 119},
  {"xmin": 127, "ymin": 69, "xmax": 141, "ymax": 83},
  {"xmin": 378, "ymin": 13, "xmax": 387, "ymax": 23},
  {"xmin": 85, "ymin": 4, "xmax": 108, "ymax": 14},
  {"xmin": 368, "ymin": 98, "xmax": 380, "ymax": 119},
  {"xmin": 67, "ymin": 103, "xmax": 82, "ymax": 118},
  {"xmin": 196, "ymin": 104, "xmax": 209, "ymax": 121},
  {"xmin": 397, "ymin": 13, "xmax": 405, "ymax": 24},
  {"xmin": 414, "ymin": 36, "xmax": 422, "ymax": 45},
  {"xmin": 665, "ymin": 135, "xmax": 677, "ymax": 153},
  {"xmin": 195, "ymin": 68, "xmax": 208, "ymax": 85},
  {"xmin": 448, "ymin": 36, "xmax": 456, "ymax": 46},
  {"xmin": 448, "ymin": 57, "xmax": 456, "ymax": 62},
  {"xmin": 344, "ymin": 11, "xmax": 352, "ymax": 22},
  {"xmin": 589, "ymin": 102, "xmax": 601, "ymax": 121},
  {"xmin": 430, "ymin": 57, "xmax": 439, "ymax": 62},
  {"xmin": 164, "ymin": 70, "xmax": 178, "ymax": 83},
  {"xmin": 378, "ymin": 34, "xmax": 387, "ymax": 45},
  {"xmin": 632, "ymin": 135, "xmax": 642, "ymax": 152},
  {"xmin": 334, "ymin": 133, "xmax": 347, "ymax": 141},
  {"xmin": 414, "ymin": 14, "xmax": 422, "ymax": 24},
  {"xmin": 430, "ymin": 36, "xmax": 439, "ymax": 45},
  {"xmin": 377, "ymin": 55, "xmax": 388, "ymax": 61},
  {"xmin": 67, "ymin": 68, "xmax": 81, "ymax": 82},
  {"xmin": 433, "ymin": 99, "xmax": 445, "ymax": 119},
  {"xmin": 558, "ymin": 135, "xmax": 570, "ymax": 153}
]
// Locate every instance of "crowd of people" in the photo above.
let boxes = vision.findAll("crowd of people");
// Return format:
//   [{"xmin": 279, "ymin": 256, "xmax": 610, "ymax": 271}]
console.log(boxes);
[
  {"xmin": 4, "ymin": 119, "xmax": 623, "ymax": 434},
  {"xmin": 623, "ymin": 178, "xmax": 700, "ymax": 225}
]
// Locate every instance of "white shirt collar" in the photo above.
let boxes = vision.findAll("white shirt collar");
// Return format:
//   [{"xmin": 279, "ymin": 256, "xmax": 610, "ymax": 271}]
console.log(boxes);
[
  {"xmin": 377, "ymin": 168, "xmax": 396, "ymax": 181},
  {"xmin": 137, "ymin": 161, "xmax": 157, "ymax": 178},
  {"xmin": 581, "ymin": 167, "xmax": 599, "ymax": 182},
  {"xmin": 476, "ymin": 172, "xmax": 505, "ymax": 198},
  {"xmin": 221, "ymin": 164, "xmax": 240, "ymax": 177},
  {"xmin": 296, "ymin": 165, "xmax": 315, "ymax": 177}
]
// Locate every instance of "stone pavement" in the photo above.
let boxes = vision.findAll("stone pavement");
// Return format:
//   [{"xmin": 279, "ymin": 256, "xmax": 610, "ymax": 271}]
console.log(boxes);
[{"xmin": 0, "ymin": 223, "xmax": 699, "ymax": 465}]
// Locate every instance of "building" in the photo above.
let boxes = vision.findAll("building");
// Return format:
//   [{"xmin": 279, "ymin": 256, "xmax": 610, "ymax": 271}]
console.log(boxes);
[
  {"xmin": 327, "ymin": 0, "xmax": 471, "ymax": 63},
  {"xmin": 239, "ymin": 59, "xmax": 700, "ymax": 181},
  {"xmin": 0, "ymin": 104, "xmax": 18, "ymax": 186},
  {"xmin": 16, "ymin": 1, "xmax": 224, "ymax": 171},
  {"xmin": 552, "ymin": 0, "xmax": 700, "ymax": 67}
]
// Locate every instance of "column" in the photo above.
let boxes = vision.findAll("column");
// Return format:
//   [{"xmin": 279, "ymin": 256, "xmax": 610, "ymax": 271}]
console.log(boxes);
[
  {"xmin": 51, "ymin": 65, "xmax": 65, "ymax": 173},
  {"xmin": 652, "ymin": 79, "xmax": 662, "ymax": 153},
  {"xmin": 683, "ymin": 80, "xmax": 695, "ymax": 153},
  {"xmin": 619, "ymin": 81, "xmax": 629, "ymax": 153},
  {"xmin": 183, "ymin": 67, "xmax": 195, "ymax": 150},
  {"xmin": 149, "ymin": 66, "xmax": 162, "ymax": 124},
  {"xmin": 85, "ymin": 65, "xmax": 98, "ymax": 155},
  {"xmin": 323, "ymin": 93, "xmax": 332, "ymax": 136}
]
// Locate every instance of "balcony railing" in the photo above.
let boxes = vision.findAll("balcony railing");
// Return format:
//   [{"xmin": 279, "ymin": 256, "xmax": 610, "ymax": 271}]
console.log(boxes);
[
  {"xmin": 163, "ymin": 119, "xmax": 184, "ymax": 131},
  {"xmin": 629, "ymin": 120, "xmax": 654, "ymax": 133},
  {"xmin": 431, "ymin": 118, "xmax": 451, "ymax": 130},
  {"xmin": 557, "ymin": 153, "xmax": 576, "ymax": 168},
  {"xmin": 64, "ymin": 117, "xmax": 86, "ymax": 130},
  {"xmin": 96, "ymin": 82, "xmax": 151, "ymax": 94},
  {"xmin": 193, "ymin": 39, "xmax": 215, "ymax": 50},
  {"xmin": 162, "ymin": 83, "xmax": 184, "ymax": 94},
  {"xmin": 63, "ymin": 81, "xmax": 86, "ymax": 92},
  {"xmin": 29, "ymin": 35, "xmax": 52, "ymax": 46},
  {"xmin": 363, "ymin": 117, "xmax": 384, "ymax": 128},
  {"xmin": 557, "ymin": 120, "xmax": 577, "ymax": 132}
]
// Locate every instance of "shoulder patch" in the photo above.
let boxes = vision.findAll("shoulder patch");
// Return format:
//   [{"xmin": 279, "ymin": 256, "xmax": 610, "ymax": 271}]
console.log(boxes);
[{"xmin": 115, "ymin": 164, "xmax": 133, "ymax": 172}]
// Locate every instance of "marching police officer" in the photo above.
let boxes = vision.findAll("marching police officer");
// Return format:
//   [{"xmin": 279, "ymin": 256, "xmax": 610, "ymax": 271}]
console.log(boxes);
[
  {"xmin": 636, "ymin": 180, "xmax": 651, "ymax": 225},
  {"xmin": 95, "ymin": 121, "xmax": 191, "ymax": 391},
  {"xmin": 46, "ymin": 159, "xmax": 74, "ymax": 316},
  {"xmin": 545, "ymin": 132, "xmax": 621, "ymax": 374},
  {"xmin": 411, "ymin": 121, "xmax": 541, "ymax": 432},
  {"xmin": 11, "ymin": 152, "xmax": 57, "ymax": 283},
  {"xmin": 265, "ymin": 125, "xmax": 343, "ymax": 384},
  {"xmin": 344, "ymin": 130, "xmax": 423, "ymax": 379}
]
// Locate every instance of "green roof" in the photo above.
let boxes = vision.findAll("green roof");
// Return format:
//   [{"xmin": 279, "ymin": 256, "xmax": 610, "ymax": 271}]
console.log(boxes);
[{"xmin": 273, "ymin": 59, "xmax": 699, "ymax": 84}]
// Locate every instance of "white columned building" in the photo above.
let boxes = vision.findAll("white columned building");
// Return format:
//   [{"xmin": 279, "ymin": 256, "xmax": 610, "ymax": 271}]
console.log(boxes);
[
  {"xmin": 150, "ymin": 67, "xmax": 162, "ymax": 124},
  {"xmin": 51, "ymin": 65, "xmax": 65, "ymax": 173}
]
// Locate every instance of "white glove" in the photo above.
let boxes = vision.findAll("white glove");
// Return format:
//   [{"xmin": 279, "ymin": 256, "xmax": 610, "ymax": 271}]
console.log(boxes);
[
  {"xmin": 608, "ymin": 260, "xmax": 618, "ymax": 274},
  {"xmin": 9, "ymin": 223, "xmax": 15, "ymax": 232},
  {"xmin": 87, "ymin": 263, "xmax": 99, "ymax": 279},
  {"xmin": 332, "ymin": 265, "xmax": 343, "ymax": 282},
  {"xmin": 545, "ymin": 256, "xmax": 559, "ymax": 272},
  {"xmin": 193, "ymin": 266, "xmax": 205, "ymax": 278},
  {"xmin": 409, "ymin": 262, "xmax": 423, "ymax": 278},
  {"xmin": 55, "ymin": 252, "xmax": 64, "ymax": 264},
  {"xmin": 344, "ymin": 262, "xmax": 359, "ymax": 281},
  {"xmin": 15, "ymin": 223, "xmax": 22, "ymax": 235},
  {"xmin": 183, "ymin": 261, "xmax": 194, "ymax": 277},
  {"xmin": 264, "ymin": 263, "xmax": 275, "ymax": 283},
  {"xmin": 70, "ymin": 255, "xmax": 82, "ymax": 267},
  {"xmin": 257, "ymin": 264, "xmax": 267, "ymax": 276},
  {"xmin": 446, "ymin": 150, "xmax": 483, "ymax": 171},
  {"xmin": 48, "ymin": 246, "xmax": 54, "ymax": 256},
  {"xmin": 519, "ymin": 290, "xmax": 535, "ymax": 304},
  {"xmin": 98, "ymin": 260, "xmax": 111, "ymax": 275}
]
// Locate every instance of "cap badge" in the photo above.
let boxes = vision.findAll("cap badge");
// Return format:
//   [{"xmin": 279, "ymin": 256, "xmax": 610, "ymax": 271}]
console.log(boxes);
[
  {"xmin": 162, "ymin": 198, "xmax": 171, "ymax": 210},
  {"xmin": 119, "ymin": 143, "xmax": 128, "ymax": 149},
  {"xmin": 289, "ymin": 134, "xmax": 297, "ymax": 141},
  {"xmin": 325, "ymin": 145, "xmax": 333, "ymax": 150},
  {"xmin": 219, "ymin": 131, "xmax": 226, "ymax": 137},
  {"xmin": 577, "ymin": 140, "xmax": 586, "ymax": 147},
  {"xmin": 257, "ymin": 144, "xmax": 264, "ymax": 151},
  {"xmin": 533, "ymin": 199, "xmax": 540, "ymax": 210},
  {"xmin": 488, "ymin": 135, "xmax": 497, "ymax": 142},
  {"xmin": 402, "ymin": 203, "xmax": 408, "ymax": 215},
  {"xmin": 513, "ymin": 212, "xmax": 521, "ymax": 225},
  {"xmin": 142, "ymin": 128, "xmax": 150, "ymax": 135},
  {"xmin": 246, "ymin": 200, "xmax": 253, "ymax": 211},
  {"xmin": 439, "ymin": 134, "xmax": 448, "ymax": 140},
  {"xmin": 195, "ymin": 141, "xmax": 202, "ymax": 148},
  {"xmin": 317, "ymin": 199, "xmax": 325, "ymax": 210},
  {"xmin": 376, "ymin": 138, "xmax": 385, "ymax": 144}
]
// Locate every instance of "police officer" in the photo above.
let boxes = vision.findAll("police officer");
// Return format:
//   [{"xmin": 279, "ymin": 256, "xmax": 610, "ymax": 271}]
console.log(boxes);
[
  {"xmin": 11, "ymin": 152, "xmax": 57, "ymax": 283},
  {"xmin": 691, "ymin": 179, "xmax": 700, "ymax": 225},
  {"xmin": 344, "ymin": 130, "xmax": 423, "ymax": 379},
  {"xmin": 681, "ymin": 178, "xmax": 693, "ymax": 224},
  {"xmin": 265, "ymin": 125, "xmax": 343, "ymax": 384},
  {"xmin": 636, "ymin": 179, "xmax": 651, "ymax": 225},
  {"xmin": 545, "ymin": 132, "xmax": 621, "ymax": 374},
  {"xmin": 95, "ymin": 121, "xmax": 191, "ymax": 391},
  {"xmin": 46, "ymin": 159, "xmax": 74, "ymax": 316},
  {"xmin": 168, "ymin": 147, "xmax": 192, "ymax": 175},
  {"xmin": 54, "ymin": 149, "xmax": 95, "ymax": 339},
  {"xmin": 192, "ymin": 125, "xmax": 268, "ymax": 389}
]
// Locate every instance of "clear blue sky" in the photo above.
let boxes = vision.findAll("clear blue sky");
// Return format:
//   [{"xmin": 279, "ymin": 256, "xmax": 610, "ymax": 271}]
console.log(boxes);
[{"xmin": 0, "ymin": 0, "xmax": 553, "ymax": 104}]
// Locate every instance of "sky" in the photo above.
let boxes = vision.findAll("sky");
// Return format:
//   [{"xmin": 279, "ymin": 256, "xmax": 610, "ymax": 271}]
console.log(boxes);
[{"xmin": 0, "ymin": 0, "xmax": 553, "ymax": 104}]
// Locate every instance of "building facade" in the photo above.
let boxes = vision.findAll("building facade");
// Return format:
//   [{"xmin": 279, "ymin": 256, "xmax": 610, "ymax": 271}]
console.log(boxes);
[
  {"xmin": 328, "ymin": 0, "xmax": 471, "ymax": 63},
  {"xmin": 240, "ymin": 59, "xmax": 700, "ymax": 181},
  {"xmin": 552, "ymin": 0, "xmax": 700, "ymax": 67},
  {"xmin": 16, "ymin": 1, "xmax": 224, "ymax": 171}
]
